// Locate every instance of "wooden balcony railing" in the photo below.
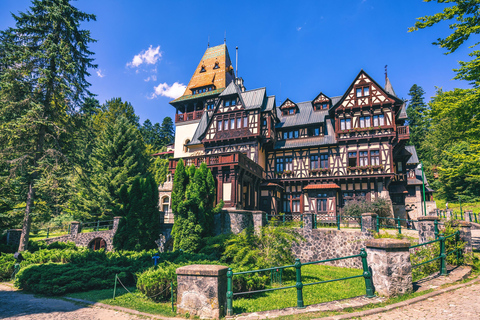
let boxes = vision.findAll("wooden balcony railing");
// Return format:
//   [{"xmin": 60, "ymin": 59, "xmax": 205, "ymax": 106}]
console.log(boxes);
[
  {"xmin": 169, "ymin": 152, "xmax": 264, "ymax": 178},
  {"xmin": 397, "ymin": 125, "xmax": 410, "ymax": 140},
  {"xmin": 175, "ymin": 110, "xmax": 204, "ymax": 123}
]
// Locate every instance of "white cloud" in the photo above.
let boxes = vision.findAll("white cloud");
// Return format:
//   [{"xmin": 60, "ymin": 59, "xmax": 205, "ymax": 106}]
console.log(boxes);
[
  {"xmin": 144, "ymin": 75, "xmax": 157, "ymax": 82},
  {"xmin": 96, "ymin": 69, "xmax": 105, "ymax": 78},
  {"xmin": 127, "ymin": 45, "xmax": 162, "ymax": 68},
  {"xmin": 296, "ymin": 27, "xmax": 302, "ymax": 31},
  {"xmin": 150, "ymin": 82, "xmax": 186, "ymax": 99}
]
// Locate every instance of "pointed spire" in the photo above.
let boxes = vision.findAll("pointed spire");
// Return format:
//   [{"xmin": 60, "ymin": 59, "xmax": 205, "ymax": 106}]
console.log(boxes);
[
  {"xmin": 207, "ymin": 35, "xmax": 210, "ymax": 48},
  {"xmin": 384, "ymin": 65, "xmax": 396, "ymax": 97},
  {"xmin": 224, "ymin": 31, "xmax": 226, "ymax": 45}
]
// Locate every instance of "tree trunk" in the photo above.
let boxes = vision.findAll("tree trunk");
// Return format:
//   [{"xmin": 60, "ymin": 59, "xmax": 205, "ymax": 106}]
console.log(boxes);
[{"xmin": 18, "ymin": 180, "xmax": 35, "ymax": 252}]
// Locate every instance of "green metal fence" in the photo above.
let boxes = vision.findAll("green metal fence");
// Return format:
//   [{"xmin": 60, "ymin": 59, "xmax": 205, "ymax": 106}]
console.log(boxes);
[
  {"xmin": 80, "ymin": 220, "xmax": 114, "ymax": 233},
  {"xmin": 409, "ymin": 231, "xmax": 461, "ymax": 277},
  {"xmin": 225, "ymin": 249, "xmax": 374, "ymax": 316},
  {"xmin": 375, "ymin": 216, "xmax": 416, "ymax": 234}
]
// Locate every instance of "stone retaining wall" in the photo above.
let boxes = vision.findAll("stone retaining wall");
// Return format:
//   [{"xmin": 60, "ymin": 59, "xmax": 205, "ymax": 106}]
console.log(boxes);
[
  {"xmin": 292, "ymin": 229, "xmax": 373, "ymax": 269},
  {"xmin": 214, "ymin": 209, "xmax": 266, "ymax": 235}
]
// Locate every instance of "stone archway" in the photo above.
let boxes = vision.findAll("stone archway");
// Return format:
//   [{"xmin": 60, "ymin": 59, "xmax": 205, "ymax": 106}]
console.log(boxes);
[{"xmin": 88, "ymin": 237, "xmax": 107, "ymax": 251}]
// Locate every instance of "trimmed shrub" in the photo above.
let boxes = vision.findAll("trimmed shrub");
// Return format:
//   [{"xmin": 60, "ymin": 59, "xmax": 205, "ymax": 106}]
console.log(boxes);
[{"xmin": 136, "ymin": 264, "xmax": 178, "ymax": 302}]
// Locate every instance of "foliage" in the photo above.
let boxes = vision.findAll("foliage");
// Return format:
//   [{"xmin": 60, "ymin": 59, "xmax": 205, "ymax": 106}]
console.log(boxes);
[
  {"xmin": 93, "ymin": 97, "xmax": 139, "ymax": 129},
  {"xmin": 171, "ymin": 161, "xmax": 222, "ymax": 253},
  {"xmin": 223, "ymin": 225, "xmax": 303, "ymax": 270},
  {"xmin": 149, "ymin": 154, "xmax": 171, "ymax": 186},
  {"xmin": 343, "ymin": 196, "xmax": 391, "ymax": 218},
  {"xmin": 136, "ymin": 264, "xmax": 177, "ymax": 302},
  {"xmin": 72, "ymin": 116, "xmax": 148, "ymax": 220},
  {"xmin": 140, "ymin": 117, "xmax": 174, "ymax": 152},
  {"xmin": 0, "ymin": 0, "xmax": 97, "ymax": 251},
  {"xmin": 406, "ymin": 84, "xmax": 429, "ymax": 159},
  {"xmin": 113, "ymin": 175, "xmax": 161, "ymax": 251}
]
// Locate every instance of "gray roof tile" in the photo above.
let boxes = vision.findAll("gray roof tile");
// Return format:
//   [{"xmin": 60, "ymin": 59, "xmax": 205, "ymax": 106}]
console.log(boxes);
[
  {"xmin": 274, "ymin": 119, "xmax": 336, "ymax": 149},
  {"xmin": 265, "ymin": 95, "xmax": 275, "ymax": 112},
  {"xmin": 187, "ymin": 111, "xmax": 210, "ymax": 145},
  {"xmin": 241, "ymin": 87, "xmax": 266, "ymax": 110},
  {"xmin": 276, "ymin": 101, "xmax": 328, "ymax": 128},
  {"xmin": 406, "ymin": 145, "xmax": 419, "ymax": 164}
]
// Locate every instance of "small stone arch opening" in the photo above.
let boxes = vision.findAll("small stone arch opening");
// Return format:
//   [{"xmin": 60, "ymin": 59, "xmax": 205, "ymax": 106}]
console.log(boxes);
[{"xmin": 89, "ymin": 237, "xmax": 107, "ymax": 251}]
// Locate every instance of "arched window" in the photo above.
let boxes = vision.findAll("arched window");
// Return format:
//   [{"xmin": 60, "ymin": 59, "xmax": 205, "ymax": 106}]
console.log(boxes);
[
  {"xmin": 162, "ymin": 196, "xmax": 170, "ymax": 212},
  {"xmin": 184, "ymin": 139, "xmax": 190, "ymax": 153}
]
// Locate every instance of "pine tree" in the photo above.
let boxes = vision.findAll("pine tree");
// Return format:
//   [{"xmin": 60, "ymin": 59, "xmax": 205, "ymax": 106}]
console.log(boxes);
[
  {"xmin": 0, "ymin": 0, "xmax": 96, "ymax": 251},
  {"xmin": 113, "ymin": 175, "xmax": 160, "ymax": 251},
  {"xmin": 160, "ymin": 117, "xmax": 175, "ymax": 146},
  {"xmin": 72, "ymin": 116, "xmax": 148, "ymax": 221},
  {"xmin": 407, "ymin": 84, "xmax": 429, "ymax": 156}
]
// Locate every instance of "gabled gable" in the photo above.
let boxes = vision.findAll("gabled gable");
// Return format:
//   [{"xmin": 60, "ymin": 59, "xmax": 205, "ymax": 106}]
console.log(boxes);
[
  {"xmin": 279, "ymin": 98, "xmax": 299, "ymax": 115},
  {"xmin": 312, "ymin": 92, "xmax": 331, "ymax": 111},
  {"xmin": 331, "ymin": 70, "xmax": 403, "ymax": 113}
]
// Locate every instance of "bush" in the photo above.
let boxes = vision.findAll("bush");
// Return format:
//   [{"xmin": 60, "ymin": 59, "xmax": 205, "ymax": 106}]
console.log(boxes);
[
  {"xmin": 136, "ymin": 264, "xmax": 178, "ymax": 302},
  {"xmin": 343, "ymin": 196, "xmax": 391, "ymax": 218}
]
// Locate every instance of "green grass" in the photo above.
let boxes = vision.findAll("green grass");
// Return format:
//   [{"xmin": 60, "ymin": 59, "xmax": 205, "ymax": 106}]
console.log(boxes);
[
  {"xmin": 232, "ymin": 264, "xmax": 365, "ymax": 314},
  {"xmin": 65, "ymin": 286, "xmax": 176, "ymax": 317},
  {"xmin": 29, "ymin": 231, "xmax": 69, "ymax": 241},
  {"xmin": 435, "ymin": 198, "xmax": 480, "ymax": 213}
]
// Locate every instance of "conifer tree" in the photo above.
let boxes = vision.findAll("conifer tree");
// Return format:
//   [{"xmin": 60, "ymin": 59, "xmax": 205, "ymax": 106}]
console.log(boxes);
[
  {"xmin": 406, "ymin": 84, "xmax": 429, "ymax": 156},
  {"xmin": 72, "ymin": 116, "xmax": 148, "ymax": 220},
  {"xmin": 113, "ymin": 175, "xmax": 160, "ymax": 250},
  {"xmin": 0, "ymin": 0, "xmax": 96, "ymax": 251}
]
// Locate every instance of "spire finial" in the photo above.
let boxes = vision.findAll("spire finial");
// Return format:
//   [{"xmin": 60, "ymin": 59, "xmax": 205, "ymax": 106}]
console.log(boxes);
[
  {"xmin": 385, "ymin": 65, "xmax": 388, "ymax": 82},
  {"xmin": 224, "ymin": 31, "xmax": 226, "ymax": 45},
  {"xmin": 208, "ymin": 35, "xmax": 210, "ymax": 48}
]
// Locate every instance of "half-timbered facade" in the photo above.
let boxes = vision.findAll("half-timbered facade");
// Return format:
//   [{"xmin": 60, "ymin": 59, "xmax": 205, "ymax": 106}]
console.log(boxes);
[{"xmin": 164, "ymin": 44, "xmax": 414, "ymax": 219}]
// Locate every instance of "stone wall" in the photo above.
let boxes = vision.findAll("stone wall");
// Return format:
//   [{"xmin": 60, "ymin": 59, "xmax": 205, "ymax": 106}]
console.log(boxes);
[
  {"xmin": 214, "ymin": 209, "xmax": 266, "ymax": 235},
  {"xmin": 292, "ymin": 229, "xmax": 373, "ymax": 269}
]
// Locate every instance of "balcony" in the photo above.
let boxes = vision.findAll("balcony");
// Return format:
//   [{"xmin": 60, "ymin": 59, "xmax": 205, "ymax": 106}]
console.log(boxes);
[
  {"xmin": 397, "ymin": 125, "xmax": 410, "ymax": 141},
  {"xmin": 337, "ymin": 127, "xmax": 394, "ymax": 140},
  {"xmin": 169, "ymin": 152, "xmax": 264, "ymax": 178},
  {"xmin": 175, "ymin": 110, "xmax": 204, "ymax": 123}
]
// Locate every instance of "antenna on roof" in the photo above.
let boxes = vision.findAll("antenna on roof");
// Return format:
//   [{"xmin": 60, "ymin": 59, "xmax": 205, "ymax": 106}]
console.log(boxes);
[
  {"xmin": 224, "ymin": 31, "xmax": 226, "ymax": 45},
  {"xmin": 208, "ymin": 35, "xmax": 210, "ymax": 48},
  {"xmin": 236, "ymin": 46, "xmax": 238, "ymax": 78}
]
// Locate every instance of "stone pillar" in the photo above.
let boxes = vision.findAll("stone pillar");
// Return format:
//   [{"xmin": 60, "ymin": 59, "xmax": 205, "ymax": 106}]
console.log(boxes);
[
  {"xmin": 6, "ymin": 229, "xmax": 22, "ymax": 247},
  {"xmin": 302, "ymin": 213, "xmax": 314, "ymax": 230},
  {"xmin": 176, "ymin": 265, "xmax": 228, "ymax": 319},
  {"xmin": 361, "ymin": 212, "xmax": 377, "ymax": 233},
  {"xmin": 252, "ymin": 211, "xmax": 266, "ymax": 235},
  {"xmin": 417, "ymin": 216, "xmax": 439, "ymax": 244},
  {"xmin": 452, "ymin": 221, "xmax": 472, "ymax": 253},
  {"xmin": 113, "ymin": 216, "xmax": 122, "ymax": 233},
  {"xmin": 366, "ymin": 239, "xmax": 413, "ymax": 297},
  {"xmin": 70, "ymin": 221, "xmax": 80, "ymax": 237}
]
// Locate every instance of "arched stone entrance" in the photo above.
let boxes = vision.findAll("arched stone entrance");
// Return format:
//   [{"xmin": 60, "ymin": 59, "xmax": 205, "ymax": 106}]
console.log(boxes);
[{"xmin": 88, "ymin": 237, "xmax": 107, "ymax": 251}]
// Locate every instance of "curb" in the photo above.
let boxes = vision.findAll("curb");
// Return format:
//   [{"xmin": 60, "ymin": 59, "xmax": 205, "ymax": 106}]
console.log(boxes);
[
  {"xmin": 63, "ymin": 297, "xmax": 182, "ymax": 320},
  {"xmin": 317, "ymin": 276, "xmax": 480, "ymax": 320}
]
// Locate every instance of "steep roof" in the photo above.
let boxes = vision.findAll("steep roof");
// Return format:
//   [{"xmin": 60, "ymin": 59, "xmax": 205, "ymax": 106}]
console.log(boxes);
[
  {"xmin": 170, "ymin": 44, "xmax": 234, "ymax": 103},
  {"xmin": 384, "ymin": 75, "xmax": 396, "ymax": 97},
  {"xmin": 220, "ymin": 81, "xmax": 245, "ymax": 106},
  {"xmin": 406, "ymin": 145, "xmax": 419, "ymax": 164},
  {"xmin": 241, "ymin": 87, "xmax": 266, "ymax": 110},
  {"xmin": 274, "ymin": 119, "xmax": 337, "ymax": 149},
  {"xmin": 276, "ymin": 101, "xmax": 328, "ymax": 128},
  {"xmin": 187, "ymin": 110, "xmax": 211, "ymax": 145}
]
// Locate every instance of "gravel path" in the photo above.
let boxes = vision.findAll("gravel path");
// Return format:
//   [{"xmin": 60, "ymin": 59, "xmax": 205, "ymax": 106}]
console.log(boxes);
[{"xmin": 0, "ymin": 284, "xmax": 145, "ymax": 320}]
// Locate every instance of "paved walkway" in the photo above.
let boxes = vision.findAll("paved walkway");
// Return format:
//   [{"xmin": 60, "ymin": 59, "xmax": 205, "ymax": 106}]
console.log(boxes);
[
  {"xmin": 358, "ymin": 281, "xmax": 480, "ymax": 319},
  {"xmin": 0, "ymin": 283, "xmax": 146, "ymax": 320}
]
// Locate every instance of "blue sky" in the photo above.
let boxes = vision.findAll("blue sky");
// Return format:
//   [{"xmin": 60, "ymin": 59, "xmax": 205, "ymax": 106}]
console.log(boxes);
[{"xmin": 0, "ymin": 0, "xmax": 474, "ymax": 126}]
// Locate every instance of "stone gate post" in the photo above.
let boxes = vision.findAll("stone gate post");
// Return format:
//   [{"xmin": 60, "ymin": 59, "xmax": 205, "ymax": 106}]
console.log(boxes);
[
  {"xmin": 70, "ymin": 221, "xmax": 80, "ymax": 237},
  {"xmin": 417, "ymin": 216, "xmax": 439, "ymax": 244},
  {"xmin": 366, "ymin": 238, "xmax": 413, "ymax": 297},
  {"xmin": 176, "ymin": 265, "xmax": 228, "ymax": 319},
  {"xmin": 113, "ymin": 216, "xmax": 122, "ymax": 233},
  {"xmin": 452, "ymin": 220, "xmax": 472, "ymax": 253},
  {"xmin": 302, "ymin": 213, "xmax": 314, "ymax": 230},
  {"xmin": 361, "ymin": 213, "xmax": 377, "ymax": 233}
]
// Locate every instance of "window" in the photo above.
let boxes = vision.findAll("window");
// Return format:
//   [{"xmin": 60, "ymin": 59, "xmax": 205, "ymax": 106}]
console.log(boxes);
[
  {"xmin": 310, "ymin": 155, "xmax": 319, "ymax": 169},
  {"xmin": 237, "ymin": 117, "xmax": 242, "ymax": 129},
  {"xmin": 230, "ymin": 118, "xmax": 235, "ymax": 129},
  {"xmin": 217, "ymin": 120, "xmax": 222, "ymax": 131},
  {"xmin": 317, "ymin": 198, "xmax": 327, "ymax": 212},
  {"xmin": 348, "ymin": 152, "xmax": 357, "ymax": 167},
  {"xmin": 314, "ymin": 127, "xmax": 320, "ymax": 136},
  {"xmin": 292, "ymin": 200, "xmax": 300, "ymax": 213},
  {"xmin": 289, "ymin": 109, "xmax": 294, "ymax": 115},
  {"xmin": 207, "ymin": 102, "xmax": 215, "ymax": 110},
  {"xmin": 371, "ymin": 150, "xmax": 380, "ymax": 165},
  {"xmin": 225, "ymin": 100, "xmax": 230, "ymax": 107},
  {"xmin": 231, "ymin": 99, "xmax": 236, "ymax": 106},
  {"xmin": 200, "ymin": 66, "xmax": 206, "ymax": 73},
  {"xmin": 320, "ymin": 154, "xmax": 328, "ymax": 168},
  {"xmin": 322, "ymin": 103, "xmax": 328, "ymax": 109},
  {"xmin": 373, "ymin": 114, "xmax": 385, "ymax": 126},
  {"xmin": 288, "ymin": 131, "xmax": 293, "ymax": 139},
  {"xmin": 397, "ymin": 161, "xmax": 403, "ymax": 173},
  {"xmin": 243, "ymin": 116, "xmax": 248, "ymax": 127},
  {"xmin": 276, "ymin": 157, "xmax": 284, "ymax": 172},
  {"xmin": 359, "ymin": 117, "xmax": 371, "ymax": 128},
  {"xmin": 294, "ymin": 130, "xmax": 299, "ymax": 138},
  {"xmin": 283, "ymin": 131, "xmax": 288, "ymax": 140},
  {"xmin": 283, "ymin": 110, "xmax": 288, "ymax": 116},
  {"xmin": 184, "ymin": 139, "xmax": 190, "ymax": 153},
  {"xmin": 262, "ymin": 118, "xmax": 267, "ymax": 126},
  {"xmin": 285, "ymin": 157, "xmax": 293, "ymax": 171},
  {"xmin": 356, "ymin": 86, "xmax": 369, "ymax": 97},
  {"xmin": 224, "ymin": 119, "xmax": 229, "ymax": 130},
  {"xmin": 359, "ymin": 151, "xmax": 368, "ymax": 166},
  {"xmin": 213, "ymin": 62, "xmax": 219, "ymax": 69},
  {"xmin": 340, "ymin": 118, "xmax": 352, "ymax": 130}
]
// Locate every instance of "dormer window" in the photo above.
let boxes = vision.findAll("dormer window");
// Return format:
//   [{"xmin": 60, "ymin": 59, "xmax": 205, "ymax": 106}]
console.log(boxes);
[
  {"xmin": 224, "ymin": 98, "xmax": 236, "ymax": 107},
  {"xmin": 213, "ymin": 62, "xmax": 219, "ymax": 69},
  {"xmin": 314, "ymin": 103, "xmax": 329, "ymax": 111},
  {"xmin": 356, "ymin": 86, "xmax": 369, "ymax": 97},
  {"xmin": 200, "ymin": 65, "xmax": 206, "ymax": 73},
  {"xmin": 206, "ymin": 102, "xmax": 215, "ymax": 110}
]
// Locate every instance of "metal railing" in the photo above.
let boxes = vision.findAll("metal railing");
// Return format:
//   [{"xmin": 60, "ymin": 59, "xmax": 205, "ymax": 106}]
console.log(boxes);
[
  {"xmin": 80, "ymin": 220, "xmax": 114, "ymax": 233},
  {"xmin": 31, "ymin": 224, "xmax": 71, "ymax": 239},
  {"xmin": 225, "ymin": 249, "xmax": 374, "ymax": 316},
  {"xmin": 409, "ymin": 231, "xmax": 461, "ymax": 277},
  {"xmin": 375, "ymin": 216, "xmax": 416, "ymax": 234}
]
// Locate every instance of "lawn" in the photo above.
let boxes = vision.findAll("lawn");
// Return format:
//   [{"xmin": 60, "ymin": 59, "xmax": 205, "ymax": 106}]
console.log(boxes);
[
  {"xmin": 232, "ymin": 264, "xmax": 366, "ymax": 314},
  {"xmin": 65, "ymin": 286, "xmax": 176, "ymax": 317},
  {"xmin": 435, "ymin": 197, "xmax": 480, "ymax": 213}
]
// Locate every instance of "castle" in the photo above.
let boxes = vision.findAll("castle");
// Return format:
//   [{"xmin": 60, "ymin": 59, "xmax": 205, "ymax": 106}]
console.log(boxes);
[{"xmin": 158, "ymin": 43, "xmax": 435, "ymax": 222}]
